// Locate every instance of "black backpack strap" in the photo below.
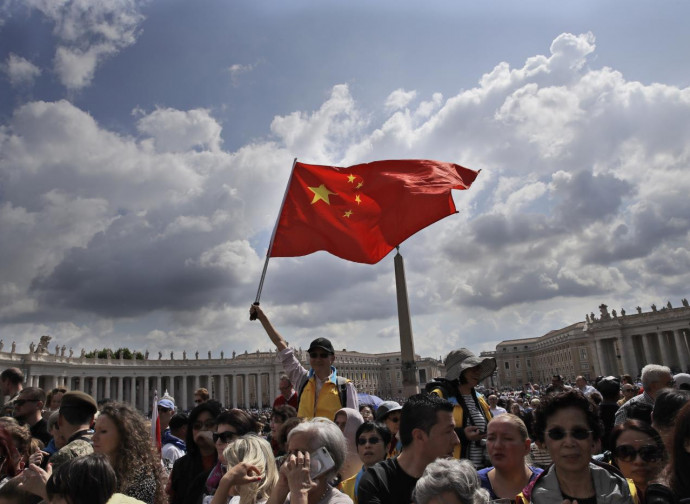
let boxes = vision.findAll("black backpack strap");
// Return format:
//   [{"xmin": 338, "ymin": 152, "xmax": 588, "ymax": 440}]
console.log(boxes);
[{"xmin": 336, "ymin": 376, "xmax": 349, "ymax": 408}]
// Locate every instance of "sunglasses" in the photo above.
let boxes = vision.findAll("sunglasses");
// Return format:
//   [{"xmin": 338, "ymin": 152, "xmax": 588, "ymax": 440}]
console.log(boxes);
[
  {"xmin": 546, "ymin": 427, "xmax": 592, "ymax": 441},
  {"xmin": 213, "ymin": 431, "xmax": 237, "ymax": 443},
  {"xmin": 357, "ymin": 436, "xmax": 381, "ymax": 446},
  {"xmin": 14, "ymin": 399, "xmax": 39, "ymax": 407},
  {"xmin": 192, "ymin": 419, "xmax": 216, "ymax": 431},
  {"xmin": 613, "ymin": 444, "xmax": 663, "ymax": 463},
  {"xmin": 309, "ymin": 352, "xmax": 331, "ymax": 359}
]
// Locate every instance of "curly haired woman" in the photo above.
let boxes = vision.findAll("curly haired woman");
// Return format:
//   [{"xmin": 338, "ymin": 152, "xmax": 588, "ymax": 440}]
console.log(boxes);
[{"xmin": 93, "ymin": 402, "xmax": 165, "ymax": 504}]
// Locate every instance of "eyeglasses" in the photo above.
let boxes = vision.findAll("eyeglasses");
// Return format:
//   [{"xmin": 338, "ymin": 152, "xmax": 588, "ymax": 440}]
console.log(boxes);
[
  {"xmin": 309, "ymin": 352, "xmax": 331, "ymax": 359},
  {"xmin": 192, "ymin": 419, "xmax": 216, "ymax": 430},
  {"xmin": 14, "ymin": 399, "xmax": 39, "ymax": 407},
  {"xmin": 357, "ymin": 436, "xmax": 381, "ymax": 446},
  {"xmin": 213, "ymin": 431, "xmax": 237, "ymax": 443},
  {"xmin": 613, "ymin": 444, "xmax": 663, "ymax": 463},
  {"xmin": 546, "ymin": 427, "xmax": 592, "ymax": 441}
]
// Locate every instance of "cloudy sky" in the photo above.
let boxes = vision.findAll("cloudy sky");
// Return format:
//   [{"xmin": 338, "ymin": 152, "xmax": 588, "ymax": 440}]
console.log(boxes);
[{"xmin": 1, "ymin": 0, "xmax": 689, "ymax": 362}]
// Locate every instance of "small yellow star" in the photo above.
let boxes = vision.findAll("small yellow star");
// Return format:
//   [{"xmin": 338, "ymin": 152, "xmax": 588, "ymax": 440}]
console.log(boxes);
[
  {"xmin": 347, "ymin": 174, "xmax": 356, "ymax": 183},
  {"xmin": 308, "ymin": 184, "xmax": 336, "ymax": 205},
  {"xmin": 355, "ymin": 194, "xmax": 361, "ymax": 205},
  {"xmin": 356, "ymin": 181, "xmax": 364, "ymax": 189},
  {"xmin": 343, "ymin": 210, "xmax": 353, "ymax": 218}
]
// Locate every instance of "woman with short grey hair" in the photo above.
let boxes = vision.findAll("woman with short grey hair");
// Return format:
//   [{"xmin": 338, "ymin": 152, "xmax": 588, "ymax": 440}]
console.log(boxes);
[
  {"xmin": 413, "ymin": 458, "xmax": 490, "ymax": 504},
  {"xmin": 268, "ymin": 418, "xmax": 352, "ymax": 504}
]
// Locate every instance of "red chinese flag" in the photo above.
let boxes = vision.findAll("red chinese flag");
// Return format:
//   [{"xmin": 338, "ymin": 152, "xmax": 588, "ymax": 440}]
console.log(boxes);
[{"xmin": 270, "ymin": 160, "xmax": 479, "ymax": 264}]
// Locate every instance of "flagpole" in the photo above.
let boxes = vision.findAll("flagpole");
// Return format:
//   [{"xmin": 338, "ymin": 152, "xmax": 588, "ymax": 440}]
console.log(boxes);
[
  {"xmin": 394, "ymin": 246, "xmax": 420, "ymax": 396},
  {"xmin": 251, "ymin": 158, "xmax": 298, "ymax": 319}
]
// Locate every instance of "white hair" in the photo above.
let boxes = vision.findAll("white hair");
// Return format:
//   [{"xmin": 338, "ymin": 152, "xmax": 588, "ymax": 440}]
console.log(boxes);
[
  {"xmin": 413, "ymin": 458, "xmax": 490, "ymax": 504},
  {"xmin": 641, "ymin": 364, "xmax": 672, "ymax": 389}
]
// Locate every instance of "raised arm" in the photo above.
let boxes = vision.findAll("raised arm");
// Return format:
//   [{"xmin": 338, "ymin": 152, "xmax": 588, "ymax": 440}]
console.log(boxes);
[{"xmin": 250, "ymin": 304, "xmax": 288, "ymax": 352}]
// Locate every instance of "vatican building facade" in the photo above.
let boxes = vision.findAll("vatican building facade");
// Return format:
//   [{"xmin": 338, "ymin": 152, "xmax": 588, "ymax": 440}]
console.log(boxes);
[
  {"xmin": 3, "ymin": 297, "xmax": 689, "ymax": 409},
  {"xmin": 494, "ymin": 298, "xmax": 690, "ymax": 389}
]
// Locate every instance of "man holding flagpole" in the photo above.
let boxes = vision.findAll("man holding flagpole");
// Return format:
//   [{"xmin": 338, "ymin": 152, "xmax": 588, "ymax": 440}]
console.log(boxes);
[{"xmin": 250, "ymin": 304, "xmax": 357, "ymax": 420}]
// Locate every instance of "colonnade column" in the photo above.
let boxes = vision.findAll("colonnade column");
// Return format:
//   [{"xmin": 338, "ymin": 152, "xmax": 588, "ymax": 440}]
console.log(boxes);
[
  {"xmin": 257, "ymin": 374, "xmax": 263, "ymax": 409},
  {"xmin": 156, "ymin": 376, "xmax": 162, "ymax": 396},
  {"xmin": 130, "ymin": 377, "xmax": 136, "ymax": 408},
  {"xmin": 244, "ymin": 375, "xmax": 249, "ymax": 409},
  {"xmin": 675, "ymin": 330, "xmax": 690, "ymax": 373},
  {"xmin": 78, "ymin": 377, "xmax": 85, "ymax": 392},
  {"xmin": 619, "ymin": 335, "xmax": 638, "ymax": 377},
  {"xmin": 219, "ymin": 375, "xmax": 226, "ymax": 408},
  {"xmin": 232, "ymin": 375, "xmax": 237, "ymax": 408},
  {"xmin": 182, "ymin": 376, "xmax": 188, "ymax": 411},
  {"xmin": 194, "ymin": 375, "xmax": 200, "ymax": 396},
  {"xmin": 167, "ymin": 375, "xmax": 174, "ymax": 399},
  {"xmin": 594, "ymin": 339, "xmax": 607, "ymax": 375},
  {"xmin": 207, "ymin": 375, "xmax": 213, "ymax": 398},
  {"xmin": 640, "ymin": 334, "xmax": 653, "ymax": 367},
  {"xmin": 143, "ymin": 377, "xmax": 149, "ymax": 412},
  {"xmin": 658, "ymin": 332, "xmax": 675, "ymax": 369},
  {"xmin": 117, "ymin": 377, "xmax": 123, "ymax": 402},
  {"xmin": 90, "ymin": 377, "xmax": 97, "ymax": 399},
  {"xmin": 104, "ymin": 377, "xmax": 111, "ymax": 400}
]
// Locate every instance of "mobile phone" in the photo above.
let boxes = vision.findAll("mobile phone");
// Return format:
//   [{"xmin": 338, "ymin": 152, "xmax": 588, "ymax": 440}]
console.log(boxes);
[{"xmin": 309, "ymin": 447, "xmax": 335, "ymax": 479}]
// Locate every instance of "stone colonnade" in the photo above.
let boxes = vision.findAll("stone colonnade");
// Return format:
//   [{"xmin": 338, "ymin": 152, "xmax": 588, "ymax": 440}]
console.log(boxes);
[
  {"xmin": 20, "ymin": 357, "xmax": 282, "ymax": 412},
  {"xmin": 592, "ymin": 328, "xmax": 690, "ymax": 377}
]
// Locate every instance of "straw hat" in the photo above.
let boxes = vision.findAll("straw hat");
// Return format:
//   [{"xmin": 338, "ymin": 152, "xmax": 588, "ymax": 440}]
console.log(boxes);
[{"xmin": 444, "ymin": 348, "xmax": 496, "ymax": 382}]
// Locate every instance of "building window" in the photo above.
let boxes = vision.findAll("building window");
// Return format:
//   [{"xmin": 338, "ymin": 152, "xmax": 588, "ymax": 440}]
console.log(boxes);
[
  {"xmin": 504, "ymin": 362, "xmax": 510, "ymax": 369},
  {"xmin": 527, "ymin": 359, "xmax": 531, "ymax": 368},
  {"xmin": 580, "ymin": 348, "xmax": 588, "ymax": 360},
  {"xmin": 515, "ymin": 360, "xmax": 520, "ymax": 369}
]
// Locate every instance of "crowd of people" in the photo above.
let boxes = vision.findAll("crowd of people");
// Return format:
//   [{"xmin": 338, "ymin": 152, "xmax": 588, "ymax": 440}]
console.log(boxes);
[{"xmin": 0, "ymin": 307, "xmax": 689, "ymax": 504}]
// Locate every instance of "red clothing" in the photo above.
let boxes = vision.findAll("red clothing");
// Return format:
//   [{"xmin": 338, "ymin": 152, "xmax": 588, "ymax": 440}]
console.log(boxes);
[{"xmin": 273, "ymin": 391, "xmax": 298, "ymax": 409}]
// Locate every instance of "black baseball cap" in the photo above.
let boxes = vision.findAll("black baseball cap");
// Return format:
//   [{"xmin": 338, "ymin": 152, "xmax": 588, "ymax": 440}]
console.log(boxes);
[{"xmin": 307, "ymin": 338, "xmax": 335, "ymax": 354}]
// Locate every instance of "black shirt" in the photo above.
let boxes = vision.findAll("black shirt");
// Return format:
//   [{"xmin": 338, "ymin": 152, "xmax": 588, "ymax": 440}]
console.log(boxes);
[
  {"xmin": 357, "ymin": 457, "xmax": 418, "ymax": 504},
  {"xmin": 30, "ymin": 417, "xmax": 52, "ymax": 445}
]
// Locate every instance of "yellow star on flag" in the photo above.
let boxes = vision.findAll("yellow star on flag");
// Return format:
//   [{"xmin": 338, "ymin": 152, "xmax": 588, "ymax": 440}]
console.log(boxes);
[
  {"xmin": 347, "ymin": 174, "xmax": 356, "ymax": 183},
  {"xmin": 356, "ymin": 181, "xmax": 364, "ymax": 189},
  {"xmin": 308, "ymin": 184, "xmax": 336, "ymax": 205},
  {"xmin": 355, "ymin": 194, "xmax": 361, "ymax": 205},
  {"xmin": 343, "ymin": 210, "xmax": 353, "ymax": 218}
]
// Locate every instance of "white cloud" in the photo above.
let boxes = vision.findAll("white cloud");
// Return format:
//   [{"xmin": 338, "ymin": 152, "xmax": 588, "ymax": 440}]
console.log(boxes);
[
  {"xmin": 136, "ymin": 107, "xmax": 223, "ymax": 153},
  {"xmin": 22, "ymin": 0, "xmax": 145, "ymax": 90},
  {"xmin": 2, "ymin": 32, "xmax": 690, "ymax": 357},
  {"xmin": 385, "ymin": 89, "xmax": 417, "ymax": 111},
  {"xmin": 3, "ymin": 54, "xmax": 41, "ymax": 87},
  {"xmin": 228, "ymin": 63, "xmax": 257, "ymax": 86}
]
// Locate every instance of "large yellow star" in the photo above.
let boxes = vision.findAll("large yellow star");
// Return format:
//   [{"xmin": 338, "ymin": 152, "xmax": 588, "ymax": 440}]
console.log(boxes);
[
  {"xmin": 347, "ymin": 174, "xmax": 356, "ymax": 184},
  {"xmin": 355, "ymin": 194, "xmax": 362, "ymax": 205},
  {"xmin": 308, "ymin": 184, "xmax": 336, "ymax": 205}
]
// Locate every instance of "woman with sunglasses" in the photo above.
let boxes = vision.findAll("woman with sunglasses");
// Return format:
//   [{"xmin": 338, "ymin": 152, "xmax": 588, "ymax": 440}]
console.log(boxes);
[
  {"xmin": 167, "ymin": 400, "xmax": 223, "ymax": 504},
  {"xmin": 610, "ymin": 420, "xmax": 665, "ymax": 503},
  {"xmin": 341, "ymin": 422, "xmax": 390, "ymax": 503},
  {"xmin": 200, "ymin": 410, "xmax": 258, "ymax": 504},
  {"xmin": 517, "ymin": 390, "xmax": 636, "ymax": 504}
]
